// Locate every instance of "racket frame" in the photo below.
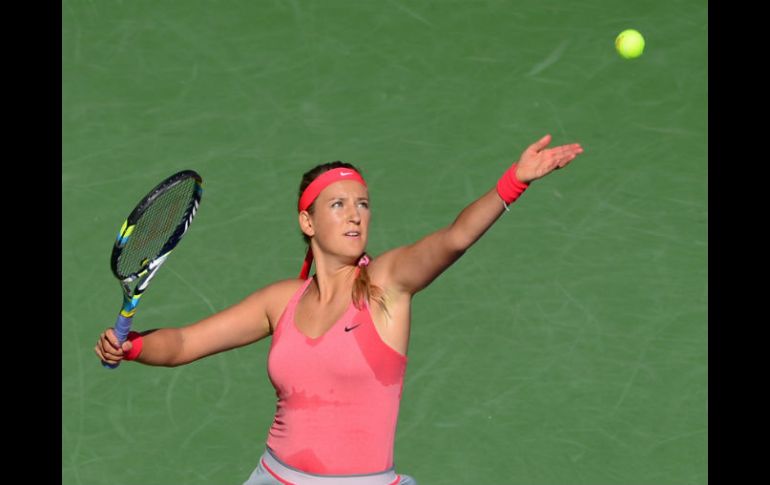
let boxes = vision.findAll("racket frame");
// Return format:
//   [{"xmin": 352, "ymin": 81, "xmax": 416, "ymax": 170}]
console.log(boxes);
[{"xmin": 104, "ymin": 170, "xmax": 203, "ymax": 368}]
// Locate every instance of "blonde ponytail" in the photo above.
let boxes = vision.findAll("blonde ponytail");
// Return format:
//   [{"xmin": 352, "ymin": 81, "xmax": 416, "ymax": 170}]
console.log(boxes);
[{"xmin": 352, "ymin": 255, "xmax": 388, "ymax": 317}]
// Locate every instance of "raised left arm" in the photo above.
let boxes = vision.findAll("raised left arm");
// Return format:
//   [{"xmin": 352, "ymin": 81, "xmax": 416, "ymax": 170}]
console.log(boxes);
[{"xmin": 374, "ymin": 134, "xmax": 583, "ymax": 296}]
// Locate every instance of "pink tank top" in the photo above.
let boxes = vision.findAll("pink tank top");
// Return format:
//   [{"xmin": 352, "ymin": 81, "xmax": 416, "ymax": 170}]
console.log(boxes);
[{"xmin": 266, "ymin": 277, "xmax": 408, "ymax": 475}]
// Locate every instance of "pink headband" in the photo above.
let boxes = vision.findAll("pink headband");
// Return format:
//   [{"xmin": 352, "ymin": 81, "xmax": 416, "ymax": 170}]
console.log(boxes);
[
  {"xmin": 298, "ymin": 168, "xmax": 367, "ymax": 212},
  {"xmin": 298, "ymin": 167, "xmax": 368, "ymax": 279}
]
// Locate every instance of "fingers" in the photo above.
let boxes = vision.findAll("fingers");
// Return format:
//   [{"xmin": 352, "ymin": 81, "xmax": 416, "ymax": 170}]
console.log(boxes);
[
  {"xmin": 94, "ymin": 327, "xmax": 126, "ymax": 365},
  {"xmin": 528, "ymin": 134, "xmax": 552, "ymax": 153},
  {"xmin": 548, "ymin": 144, "xmax": 584, "ymax": 170},
  {"xmin": 104, "ymin": 327, "xmax": 120, "ymax": 349}
]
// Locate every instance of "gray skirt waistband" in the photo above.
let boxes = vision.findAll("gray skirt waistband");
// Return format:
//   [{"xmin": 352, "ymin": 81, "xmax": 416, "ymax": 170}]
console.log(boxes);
[{"xmin": 260, "ymin": 448, "xmax": 399, "ymax": 485}]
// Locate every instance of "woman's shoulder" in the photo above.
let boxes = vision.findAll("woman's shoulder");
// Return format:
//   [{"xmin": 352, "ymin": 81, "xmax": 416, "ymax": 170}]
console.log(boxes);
[
  {"xmin": 367, "ymin": 250, "xmax": 400, "ymax": 288},
  {"xmin": 242, "ymin": 277, "xmax": 305, "ymax": 298},
  {"xmin": 261, "ymin": 277, "xmax": 307, "ymax": 300},
  {"xmin": 253, "ymin": 278, "xmax": 308, "ymax": 327}
]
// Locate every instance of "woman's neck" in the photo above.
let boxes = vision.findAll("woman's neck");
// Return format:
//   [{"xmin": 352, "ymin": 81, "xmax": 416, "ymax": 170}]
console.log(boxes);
[{"xmin": 309, "ymin": 254, "xmax": 358, "ymax": 304}]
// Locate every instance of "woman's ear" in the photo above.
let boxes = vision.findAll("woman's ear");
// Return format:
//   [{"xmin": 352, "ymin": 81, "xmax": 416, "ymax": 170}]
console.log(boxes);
[{"xmin": 299, "ymin": 211, "xmax": 315, "ymax": 237}]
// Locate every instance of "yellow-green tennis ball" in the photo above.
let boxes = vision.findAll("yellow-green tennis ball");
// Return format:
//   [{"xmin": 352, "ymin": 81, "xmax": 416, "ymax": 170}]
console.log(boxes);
[{"xmin": 615, "ymin": 29, "xmax": 645, "ymax": 59}]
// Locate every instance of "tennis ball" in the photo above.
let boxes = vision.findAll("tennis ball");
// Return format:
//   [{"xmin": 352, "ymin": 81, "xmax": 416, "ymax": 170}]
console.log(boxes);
[{"xmin": 615, "ymin": 29, "xmax": 645, "ymax": 59}]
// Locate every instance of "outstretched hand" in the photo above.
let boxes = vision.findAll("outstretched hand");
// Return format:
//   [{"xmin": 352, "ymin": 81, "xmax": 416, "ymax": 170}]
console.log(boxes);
[{"xmin": 514, "ymin": 134, "xmax": 583, "ymax": 183}]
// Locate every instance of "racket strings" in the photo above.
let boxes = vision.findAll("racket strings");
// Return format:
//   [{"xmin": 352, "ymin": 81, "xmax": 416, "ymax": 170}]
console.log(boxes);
[{"xmin": 117, "ymin": 178, "xmax": 198, "ymax": 278}]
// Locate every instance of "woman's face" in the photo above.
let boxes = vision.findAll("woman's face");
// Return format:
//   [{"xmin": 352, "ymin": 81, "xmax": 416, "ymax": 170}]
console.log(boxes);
[{"xmin": 303, "ymin": 180, "xmax": 370, "ymax": 259}]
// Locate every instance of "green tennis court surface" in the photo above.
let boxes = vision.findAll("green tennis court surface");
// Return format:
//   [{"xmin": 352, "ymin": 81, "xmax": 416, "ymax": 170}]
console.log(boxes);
[{"xmin": 63, "ymin": 1, "xmax": 707, "ymax": 483}]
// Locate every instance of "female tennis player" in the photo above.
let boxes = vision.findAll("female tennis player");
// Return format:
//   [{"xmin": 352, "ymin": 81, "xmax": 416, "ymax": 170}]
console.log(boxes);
[{"xmin": 95, "ymin": 133, "xmax": 583, "ymax": 485}]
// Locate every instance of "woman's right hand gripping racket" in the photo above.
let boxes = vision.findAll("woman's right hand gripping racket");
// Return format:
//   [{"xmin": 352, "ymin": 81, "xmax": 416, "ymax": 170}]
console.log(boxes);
[{"xmin": 102, "ymin": 170, "xmax": 203, "ymax": 369}]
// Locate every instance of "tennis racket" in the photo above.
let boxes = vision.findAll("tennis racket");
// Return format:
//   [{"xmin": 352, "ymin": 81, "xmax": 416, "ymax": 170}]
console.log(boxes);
[{"xmin": 103, "ymin": 170, "xmax": 203, "ymax": 369}]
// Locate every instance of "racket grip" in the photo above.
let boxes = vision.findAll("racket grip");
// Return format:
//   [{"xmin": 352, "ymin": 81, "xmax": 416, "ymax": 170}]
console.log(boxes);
[{"xmin": 102, "ymin": 314, "xmax": 134, "ymax": 369}]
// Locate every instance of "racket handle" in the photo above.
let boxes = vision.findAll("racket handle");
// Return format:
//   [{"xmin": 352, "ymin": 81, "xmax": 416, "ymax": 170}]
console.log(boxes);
[{"xmin": 102, "ymin": 314, "xmax": 134, "ymax": 369}]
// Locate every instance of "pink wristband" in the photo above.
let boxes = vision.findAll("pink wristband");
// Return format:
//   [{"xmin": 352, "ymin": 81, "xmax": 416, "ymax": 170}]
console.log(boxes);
[
  {"xmin": 124, "ymin": 331, "xmax": 144, "ymax": 361},
  {"xmin": 496, "ymin": 163, "xmax": 530, "ymax": 205}
]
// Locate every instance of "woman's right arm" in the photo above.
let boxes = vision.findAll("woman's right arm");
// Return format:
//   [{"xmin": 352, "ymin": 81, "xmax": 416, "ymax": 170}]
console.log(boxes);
[{"xmin": 95, "ymin": 281, "xmax": 284, "ymax": 367}]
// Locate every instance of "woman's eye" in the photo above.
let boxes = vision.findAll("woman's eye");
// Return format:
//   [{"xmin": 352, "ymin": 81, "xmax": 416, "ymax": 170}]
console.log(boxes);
[{"xmin": 332, "ymin": 201, "xmax": 342, "ymax": 208}]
